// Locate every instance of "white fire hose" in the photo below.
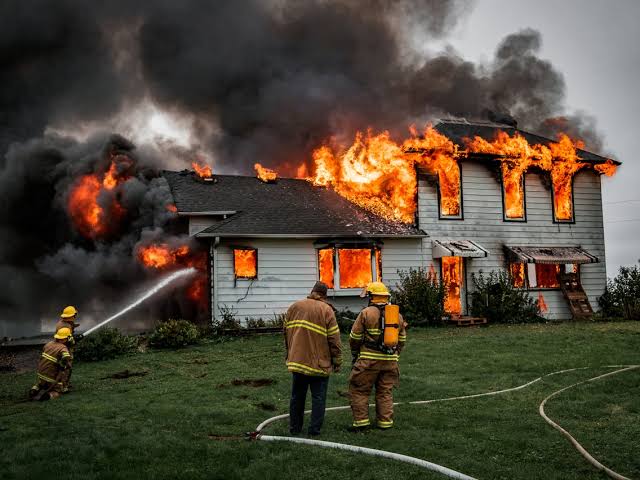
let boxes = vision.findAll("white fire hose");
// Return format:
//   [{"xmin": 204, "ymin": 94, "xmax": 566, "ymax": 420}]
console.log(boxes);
[{"xmin": 254, "ymin": 365, "xmax": 639, "ymax": 480}]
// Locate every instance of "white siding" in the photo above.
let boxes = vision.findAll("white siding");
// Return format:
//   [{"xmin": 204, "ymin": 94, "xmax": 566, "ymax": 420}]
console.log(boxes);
[
  {"xmin": 212, "ymin": 239, "xmax": 366, "ymax": 322},
  {"xmin": 417, "ymin": 161, "xmax": 607, "ymax": 320}
]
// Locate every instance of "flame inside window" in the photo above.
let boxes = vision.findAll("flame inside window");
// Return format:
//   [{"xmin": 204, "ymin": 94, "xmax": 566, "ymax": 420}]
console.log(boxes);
[
  {"xmin": 437, "ymin": 160, "xmax": 461, "ymax": 217},
  {"xmin": 338, "ymin": 249, "xmax": 373, "ymax": 288},
  {"xmin": 441, "ymin": 256, "xmax": 463, "ymax": 316},
  {"xmin": 502, "ymin": 166, "xmax": 525, "ymax": 220},
  {"xmin": 375, "ymin": 249, "xmax": 382, "ymax": 282},
  {"xmin": 234, "ymin": 249, "xmax": 257, "ymax": 278},
  {"xmin": 318, "ymin": 248, "xmax": 335, "ymax": 288},
  {"xmin": 535, "ymin": 264, "xmax": 561, "ymax": 289},
  {"xmin": 509, "ymin": 263, "xmax": 526, "ymax": 288}
]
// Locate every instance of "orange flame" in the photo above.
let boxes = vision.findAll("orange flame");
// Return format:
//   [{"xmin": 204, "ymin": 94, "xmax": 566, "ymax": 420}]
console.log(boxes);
[
  {"xmin": 441, "ymin": 256, "xmax": 462, "ymax": 316},
  {"xmin": 234, "ymin": 249, "xmax": 257, "ymax": 278},
  {"xmin": 338, "ymin": 249, "xmax": 372, "ymax": 288},
  {"xmin": 318, "ymin": 248, "xmax": 335, "ymax": 288},
  {"xmin": 192, "ymin": 161, "xmax": 213, "ymax": 178},
  {"xmin": 537, "ymin": 292, "xmax": 549, "ymax": 314},
  {"xmin": 166, "ymin": 204, "xmax": 178, "ymax": 213},
  {"xmin": 254, "ymin": 163, "xmax": 278, "ymax": 182},
  {"xmin": 67, "ymin": 160, "xmax": 128, "ymax": 239},
  {"xmin": 536, "ymin": 264, "xmax": 561, "ymax": 288},
  {"xmin": 509, "ymin": 263, "xmax": 526, "ymax": 288},
  {"xmin": 137, "ymin": 244, "xmax": 190, "ymax": 269},
  {"xmin": 594, "ymin": 159, "xmax": 617, "ymax": 177}
]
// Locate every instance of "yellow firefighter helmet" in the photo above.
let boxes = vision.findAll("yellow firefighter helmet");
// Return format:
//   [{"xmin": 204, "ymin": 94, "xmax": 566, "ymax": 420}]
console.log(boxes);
[
  {"xmin": 60, "ymin": 306, "xmax": 78, "ymax": 318},
  {"xmin": 54, "ymin": 327, "xmax": 73, "ymax": 340},
  {"xmin": 360, "ymin": 281, "xmax": 391, "ymax": 298}
]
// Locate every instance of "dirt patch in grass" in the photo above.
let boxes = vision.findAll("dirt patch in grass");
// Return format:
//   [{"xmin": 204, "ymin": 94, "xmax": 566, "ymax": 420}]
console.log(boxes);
[
  {"xmin": 255, "ymin": 402, "xmax": 277, "ymax": 411},
  {"xmin": 102, "ymin": 370, "xmax": 149, "ymax": 380},
  {"xmin": 218, "ymin": 378, "xmax": 276, "ymax": 388}
]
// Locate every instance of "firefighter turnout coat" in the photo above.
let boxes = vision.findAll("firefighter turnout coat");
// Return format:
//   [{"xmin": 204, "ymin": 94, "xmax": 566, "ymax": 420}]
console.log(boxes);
[
  {"xmin": 34, "ymin": 341, "xmax": 72, "ymax": 392},
  {"xmin": 55, "ymin": 318, "xmax": 77, "ymax": 389},
  {"xmin": 349, "ymin": 305, "xmax": 407, "ymax": 428},
  {"xmin": 284, "ymin": 293, "xmax": 342, "ymax": 376}
]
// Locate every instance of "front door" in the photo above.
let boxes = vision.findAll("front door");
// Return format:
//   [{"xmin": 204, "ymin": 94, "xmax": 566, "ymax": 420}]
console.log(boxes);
[{"xmin": 441, "ymin": 256, "xmax": 464, "ymax": 317}]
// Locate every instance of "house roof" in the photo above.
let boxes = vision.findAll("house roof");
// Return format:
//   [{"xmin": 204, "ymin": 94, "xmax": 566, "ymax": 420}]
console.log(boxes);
[
  {"xmin": 162, "ymin": 171, "xmax": 426, "ymax": 238},
  {"xmin": 434, "ymin": 119, "xmax": 619, "ymax": 165}
]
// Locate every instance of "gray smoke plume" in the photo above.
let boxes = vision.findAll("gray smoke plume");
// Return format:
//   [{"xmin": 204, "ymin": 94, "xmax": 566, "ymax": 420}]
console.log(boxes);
[{"xmin": 0, "ymin": 0, "xmax": 606, "ymax": 336}]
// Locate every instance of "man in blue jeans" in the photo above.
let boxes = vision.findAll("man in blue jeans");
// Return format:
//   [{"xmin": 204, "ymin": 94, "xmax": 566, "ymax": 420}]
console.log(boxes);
[{"xmin": 284, "ymin": 282, "xmax": 342, "ymax": 436}]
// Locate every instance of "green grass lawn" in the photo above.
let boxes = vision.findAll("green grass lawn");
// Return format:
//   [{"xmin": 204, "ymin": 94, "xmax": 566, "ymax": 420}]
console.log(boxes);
[{"xmin": 1, "ymin": 322, "xmax": 639, "ymax": 480}]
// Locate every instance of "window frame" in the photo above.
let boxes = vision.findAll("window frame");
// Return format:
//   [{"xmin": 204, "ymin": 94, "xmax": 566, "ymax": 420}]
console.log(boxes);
[
  {"xmin": 508, "ymin": 261, "xmax": 580, "ymax": 291},
  {"xmin": 436, "ymin": 159, "xmax": 464, "ymax": 221},
  {"xmin": 551, "ymin": 174, "xmax": 577, "ymax": 224},
  {"xmin": 316, "ymin": 244, "xmax": 382, "ymax": 293},
  {"xmin": 232, "ymin": 246, "xmax": 258, "ymax": 280},
  {"xmin": 501, "ymin": 171, "xmax": 528, "ymax": 223}
]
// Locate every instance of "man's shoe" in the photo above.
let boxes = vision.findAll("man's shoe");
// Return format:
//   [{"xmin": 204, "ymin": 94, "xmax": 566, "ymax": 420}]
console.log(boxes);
[
  {"xmin": 347, "ymin": 425, "xmax": 370, "ymax": 433},
  {"xmin": 307, "ymin": 431, "xmax": 321, "ymax": 437}
]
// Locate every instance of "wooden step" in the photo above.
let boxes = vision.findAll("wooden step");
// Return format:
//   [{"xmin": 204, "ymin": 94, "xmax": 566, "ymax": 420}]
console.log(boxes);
[{"xmin": 447, "ymin": 316, "xmax": 488, "ymax": 327}]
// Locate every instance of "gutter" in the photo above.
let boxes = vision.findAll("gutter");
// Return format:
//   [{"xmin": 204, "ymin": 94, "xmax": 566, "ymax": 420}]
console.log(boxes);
[
  {"xmin": 211, "ymin": 236, "xmax": 220, "ymax": 323},
  {"xmin": 195, "ymin": 232, "xmax": 429, "ymax": 239}
]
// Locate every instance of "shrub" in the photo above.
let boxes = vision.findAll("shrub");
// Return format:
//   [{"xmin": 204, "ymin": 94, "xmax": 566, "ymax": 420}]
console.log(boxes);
[
  {"xmin": 246, "ymin": 318, "xmax": 266, "ymax": 329},
  {"xmin": 598, "ymin": 262, "xmax": 640, "ymax": 320},
  {"xmin": 470, "ymin": 270, "xmax": 543, "ymax": 324},
  {"xmin": 266, "ymin": 313, "xmax": 285, "ymax": 328},
  {"xmin": 75, "ymin": 328, "xmax": 138, "ymax": 362},
  {"xmin": 149, "ymin": 319, "xmax": 199, "ymax": 348},
  {"xmin": 390, "ymin": 268, "xmax": 446, "ymax": 326},
  {"xmin": 215, "ymin": 304, "xmax": 242, "ymax": 331}
]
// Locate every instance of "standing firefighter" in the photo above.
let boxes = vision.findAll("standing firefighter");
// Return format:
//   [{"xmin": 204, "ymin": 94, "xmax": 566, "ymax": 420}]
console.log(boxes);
[
  {"xmin": 349, "ymin": 281, "xmax": 407, "ymax": 430},
  {"xmin": 55, "ymin": 305, "xmax": 80, "ymax": 392},
  {"xmin": 29, "ymin": 328, "xmax": 73, "ymax": 401},
  {"xmin": 284, "ymin": 281, "xmax": 342, "ymax": 436}
]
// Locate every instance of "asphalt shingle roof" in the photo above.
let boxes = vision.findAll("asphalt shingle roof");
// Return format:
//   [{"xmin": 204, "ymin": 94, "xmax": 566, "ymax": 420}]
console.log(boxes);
[
  {"xmin": 162, "ymin": 171, "xmax": 426, "ymax": 238},
  {"xmin": 435, "ymin": 120, "xmax": 618, "ymax": 164}
]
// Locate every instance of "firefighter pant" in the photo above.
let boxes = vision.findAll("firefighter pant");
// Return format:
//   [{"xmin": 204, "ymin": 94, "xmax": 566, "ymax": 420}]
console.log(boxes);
[
  {"xmin": 289, "ymin": 373, "xmax": 329, "ymax": 435},
  {"xmin": 349, "ymin": 358, "xmax": 399, "ymax": 428}
]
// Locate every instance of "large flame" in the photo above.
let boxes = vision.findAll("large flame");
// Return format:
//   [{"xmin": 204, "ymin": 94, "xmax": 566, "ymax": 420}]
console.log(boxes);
[
  {"xmin": 234, "ymin": 249, "xmax": 257, "ymax": 278},
  {"xmin": 137, "ymin": 243, "xmax": 208, "ymax": 306},
  {"xmin": 310, "ymin": 126, "xmax": 462, "ymax": 223},
  {"xmin": 67, "ymin": 160, "xmax": 128, "ymax": 239},
  {"xmin": 594, "ymin": 159, "xmax": 618, "ymax": 177},
  {"xmin": 536, "ymin": 264, "xmax": 561, "ymax": 288},
  {"xmin": 338, "ymin": 249, "xmax": 372, "ymax": 288},
  {"xmin": 254, "ymin": 163, "xmax": 278, "ymax": 182},
  {"xmin": 441, "ymin": 256, "xmax": 462, "ymax": 316}
]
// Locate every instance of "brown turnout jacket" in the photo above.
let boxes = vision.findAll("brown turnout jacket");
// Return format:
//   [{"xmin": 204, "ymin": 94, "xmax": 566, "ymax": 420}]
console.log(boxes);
[
  {"xmin": 37, "ymin": 341, "xmax": 72, "ymax": 385},
  {"xmin": 55, "ymin": 318, "xmax": 79, "ymax": 349},
  {"xmin": 284, "ymin": 294, "xmax": 342, "ymax": 376},
  {"xmin": 350, "ymin": 305, "xmax": 407, "ymax": 361}
]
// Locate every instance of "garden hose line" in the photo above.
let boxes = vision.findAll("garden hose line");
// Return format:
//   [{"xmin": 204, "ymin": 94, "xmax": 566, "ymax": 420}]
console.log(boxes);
[{"xmin": 254, "ymin": 365, "xmax": 639, "ymax": 480}]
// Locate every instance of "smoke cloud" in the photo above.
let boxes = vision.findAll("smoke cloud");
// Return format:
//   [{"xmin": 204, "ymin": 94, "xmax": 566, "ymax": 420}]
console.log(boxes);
[{"xmin": 0, "ymin": 0, "xmax": 606, "ymax": 336}]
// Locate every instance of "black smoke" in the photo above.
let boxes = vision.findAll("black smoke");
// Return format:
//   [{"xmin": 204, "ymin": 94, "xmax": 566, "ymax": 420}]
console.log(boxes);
[{"xmin": 0, "ymin": 0, "xmax": 606, "ymax": 336}]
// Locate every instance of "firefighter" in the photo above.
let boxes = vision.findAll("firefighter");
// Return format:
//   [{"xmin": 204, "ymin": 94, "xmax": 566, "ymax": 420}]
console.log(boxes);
[
  {"xmin": 284, "ymin": 281, "xmax": 342, "ymax": 436},
  {"xmin": 29, "ymin": 327, "xmax": 73, "ymax": 401},
  {"xmin": 348, "ymin": 281, "xmax": 407, "ymax": 430},
  {"xmin": 55, "ymin": 306, "xmax": 80, "ymax": 392}
]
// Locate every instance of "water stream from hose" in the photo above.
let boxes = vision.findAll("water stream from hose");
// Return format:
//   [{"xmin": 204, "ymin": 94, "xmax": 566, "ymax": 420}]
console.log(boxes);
[{"xmin": 83, "ymin": 268, "xmax": 196, "ymax": 337}]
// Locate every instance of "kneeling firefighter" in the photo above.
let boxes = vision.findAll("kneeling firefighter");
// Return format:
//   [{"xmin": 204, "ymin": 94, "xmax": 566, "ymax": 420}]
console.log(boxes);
[
  {"xmin": 29, "ymin": 327, "xmax": 73, "ymax": 401},
  {"xmin": 348, "ymin": 281, "xmax": 407, "ymax": 430},
  {"xmin": 55, "ymin": 305, "xmax": 81, "ymax": 392}
]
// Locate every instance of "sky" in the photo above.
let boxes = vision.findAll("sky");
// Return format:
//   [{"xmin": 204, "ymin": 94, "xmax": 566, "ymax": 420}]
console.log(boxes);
[{"xmin": 445, "ymin": 0, "xmax": 640, "ymax": 275}]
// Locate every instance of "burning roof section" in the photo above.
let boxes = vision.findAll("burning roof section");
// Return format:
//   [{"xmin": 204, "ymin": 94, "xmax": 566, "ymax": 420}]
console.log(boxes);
[{"xmin": 162, "ymin": 171, "xmax": 426, "ymax": 238}]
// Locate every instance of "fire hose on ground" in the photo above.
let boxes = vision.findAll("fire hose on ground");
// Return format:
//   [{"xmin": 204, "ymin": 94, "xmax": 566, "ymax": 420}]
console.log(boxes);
[{"xmin": 252, "ymin": 365, "xmax": 639, "ymax": 480}]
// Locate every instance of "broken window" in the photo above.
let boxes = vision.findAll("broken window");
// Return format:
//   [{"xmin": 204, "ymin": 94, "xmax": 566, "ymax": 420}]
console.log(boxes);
[
  {"xmin": 509, "ymin": 263, "xmax": 578, "ymax": 289},
  {"xmin": 502, "ymin": 167, "xmax": 526, "ymax": 221},
  {"xmin": 317, "ymin": 247, "xmax": 381, "ymax": 290},
  {"xmin": 551, "ymin": 174, "xmax": 575, "ymax": 223},
  {"xmin": 233, "ymin": 248, "xmax": 257, "ymax": 279},
  {"xmin": 437, "ymin": 161, "xmax": 463, "ymax": 219}
]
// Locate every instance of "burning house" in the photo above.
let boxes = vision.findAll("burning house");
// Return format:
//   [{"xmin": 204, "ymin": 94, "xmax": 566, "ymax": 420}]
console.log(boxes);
[{"xmin": 165, "ymin": 118, "xmax": 618, "ymax": 322}]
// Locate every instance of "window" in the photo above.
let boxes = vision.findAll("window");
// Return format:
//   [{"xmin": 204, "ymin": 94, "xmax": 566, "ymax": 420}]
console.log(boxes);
[
  {"xmin": 551, "ymin": 173, "xmax": 575, "ymax": 223},
  {"xmin": 317, "ymin": 247, "xmax": 381, "ymax": 290},
  {"xmin": 233, "ymin": 248, "xmax": 257, "ymax": 279},
  {"xmin": 509, "ymin": 262, "xmax": 578, "ymax": 289},
  {"xmin": 502, "ymin": 167, "xmax": 526, "ymax": 221},
  {"xmin": 437, "ymin": 161, "xmax": 463, "ymax": 219}
]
